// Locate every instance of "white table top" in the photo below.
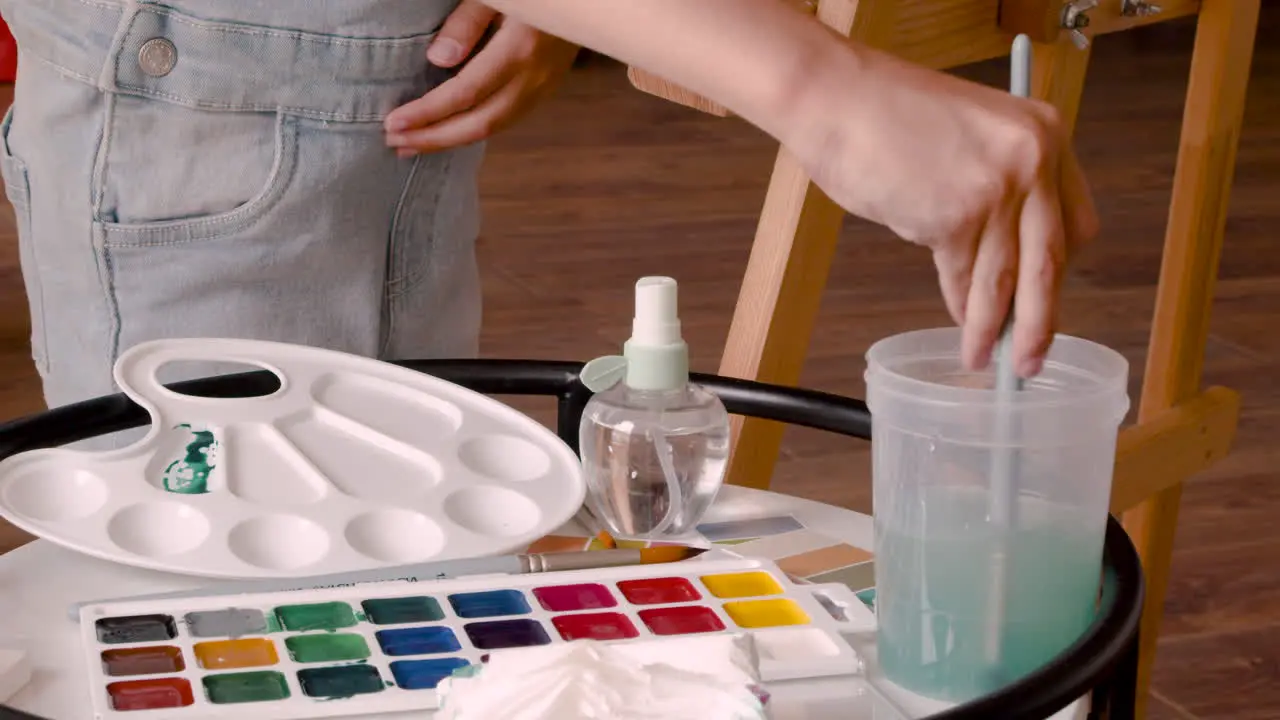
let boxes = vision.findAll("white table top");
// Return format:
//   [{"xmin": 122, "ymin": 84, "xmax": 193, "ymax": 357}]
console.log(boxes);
[{"xmin": 0, "ymin": 485, "xmax": 1082, "ymax": 720}]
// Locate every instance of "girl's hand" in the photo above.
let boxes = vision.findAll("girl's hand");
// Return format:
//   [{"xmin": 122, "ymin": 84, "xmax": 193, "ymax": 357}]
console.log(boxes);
[
  {"xmin": 391, "ymin": 0, "xmax": 1099, "ymax": 378},
  {"xmin": 384, "ymin": 0, "xmax": 580, "ymax": 155},
  {"xmin": 792, "ymin": 49, "xmax": 1099, "ymax": 377}
]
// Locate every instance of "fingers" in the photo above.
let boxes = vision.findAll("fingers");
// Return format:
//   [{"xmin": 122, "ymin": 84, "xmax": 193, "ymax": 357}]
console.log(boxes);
[
  {"xmin": 428, "ymin": 0, "xmax": 498, "ymax": 68},
  {"xmin": 1059, "ymin": 148, "xmax": 1099, "ymax": 253},
  {"xmin": 932, "ymin": 223, "xmax": 981, "ymax": 327},
  {"xmin": 385, "ymin": 28, "xmax": 521, "ymax": 134},
  {"xmin": 388, "ymin": 80, "xmax": 525, "ymax": 154},
  {"xmin": 961, "ymin": 198, "xmax": 1022, "ymax": 371},
  {"xmin": 1012, "ymin": 173, "xmax": 1067, "ymax": 378},
  {"xmin": 959, "ymin": 160, "xmax": 1078, "ymax": 377}
]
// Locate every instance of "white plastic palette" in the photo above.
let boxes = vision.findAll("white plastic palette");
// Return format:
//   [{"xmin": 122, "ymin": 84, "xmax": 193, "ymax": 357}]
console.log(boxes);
[
  {"xmin": 0, "ymin": 338, "xmax": 586, "ymax": 579},
  {"xmin": 0, "ymin": 647, "xmax": 30, "ymax": 704},
  {"xmin": 77, "ymin": 556, "xmax": 872, "ymax": 719}
]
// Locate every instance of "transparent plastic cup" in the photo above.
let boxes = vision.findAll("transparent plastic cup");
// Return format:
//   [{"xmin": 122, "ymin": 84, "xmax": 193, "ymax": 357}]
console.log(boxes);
[{"xmin": 865, "ymin": 328, "xmax": 1129, "ymax": 703}]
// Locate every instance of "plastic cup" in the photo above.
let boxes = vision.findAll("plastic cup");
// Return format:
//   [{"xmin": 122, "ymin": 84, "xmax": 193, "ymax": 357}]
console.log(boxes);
[{"xmin": 865, "ymin": 329, "xmax": 1129, "ymax": 702}]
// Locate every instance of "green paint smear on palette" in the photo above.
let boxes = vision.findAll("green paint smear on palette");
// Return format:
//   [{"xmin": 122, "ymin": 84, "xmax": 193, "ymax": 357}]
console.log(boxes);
[{"xmin": 161, "ymin": 424, "xmax": 219, "ymax": 495}]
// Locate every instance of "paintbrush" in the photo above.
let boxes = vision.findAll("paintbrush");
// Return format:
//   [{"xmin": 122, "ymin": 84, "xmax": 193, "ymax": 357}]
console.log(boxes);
[
  {"xmin": 68, "ymin": 545, "xmax": 704, "ymax": 621},
  {"xmin": 983, "ymin": 32, "xmax": 1032, "ymax": 686}
]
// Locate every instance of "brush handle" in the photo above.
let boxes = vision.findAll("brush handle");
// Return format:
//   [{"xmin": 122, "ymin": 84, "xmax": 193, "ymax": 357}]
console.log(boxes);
[
  {"xmin": 989, "ymin": 34, "xmax": 1031, "ymax": 390},
  {"xmin": 1010, "ymin": 34, "xmax": 1032, "ymax": 98},
  {"xmin": 989, "ymin": 35, "xmax": 1033, "ymax": 375},
  {"xmin": 989, "ymin": 34, "xmax": 1034, "ymax": 526},
  {"xmin": 65, "ymin": 548, "xmax": 664, "ymax": 621},
  {"xmin": 983, "ymin": 32, "xmax": 1034, "ymax": 672},
  {"xmin": 524, "ymin": 549, "xmax": 644, "ymax": 572}
]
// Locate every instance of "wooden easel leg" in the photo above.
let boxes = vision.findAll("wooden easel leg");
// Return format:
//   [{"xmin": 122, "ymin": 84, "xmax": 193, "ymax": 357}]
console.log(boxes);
[
  {"xmin": 1121, "ymin": 1, "xmax": 1261, "ymax": 716},
  {"xmin": 717, "ymin": 0, "xmax": 891, "ymax": 491},
  {"xmin": 718, "ymin": 152, "xmax": 844, "ymax": 491},
  {"xmin": 1030, "ymin": 36, "xmax": 1091, "ymax": 133}
]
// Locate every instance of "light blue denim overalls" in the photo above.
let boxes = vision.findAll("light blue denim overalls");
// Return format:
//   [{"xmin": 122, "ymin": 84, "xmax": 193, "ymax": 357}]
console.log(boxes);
[{"xmin": 0, "ymin": 0, "xmax": 481, "ymax": 413}]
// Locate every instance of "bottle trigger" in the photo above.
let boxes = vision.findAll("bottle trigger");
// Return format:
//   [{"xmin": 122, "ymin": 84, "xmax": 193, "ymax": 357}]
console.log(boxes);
[{"xmin": 580, "ymin": 355, "xmax": 629, "ymax": 393}]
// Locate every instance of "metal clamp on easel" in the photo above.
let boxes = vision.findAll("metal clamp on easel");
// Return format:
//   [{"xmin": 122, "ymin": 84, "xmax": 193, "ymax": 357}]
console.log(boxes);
[
  {"xmin": 1121, "ymin": 0, "xmax": 1164, "ymax": 18},
  {"xmin": 1003, "ymin": 0, "xmax": 1172, "ymax": 48},
  {"xmin": 1000, "ymin": 0, "xmax": 1165, "ymax": 49},
  {"xmin": 998, "ymin": 0, "xmax": 1092, "ymax": 48}
]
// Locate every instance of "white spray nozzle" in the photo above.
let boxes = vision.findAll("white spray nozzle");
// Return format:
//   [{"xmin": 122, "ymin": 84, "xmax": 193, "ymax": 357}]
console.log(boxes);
[
  {"xmin": 580, "ymin": 277, "xmax": 690, "ymax": 394},
  {"xmin": 632, "ymin": 277, "xmax": 682, "ymax": 348}
]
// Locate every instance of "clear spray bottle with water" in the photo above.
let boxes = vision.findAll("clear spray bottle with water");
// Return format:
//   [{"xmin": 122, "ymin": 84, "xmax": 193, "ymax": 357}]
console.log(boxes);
[{"xmin": 578, "ymin": 277, "xmax": 731, "ymax": 539}]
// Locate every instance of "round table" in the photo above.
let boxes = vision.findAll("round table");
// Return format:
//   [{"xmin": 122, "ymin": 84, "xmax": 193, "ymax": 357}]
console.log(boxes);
[
  {"xmin": 0, "ymin": 486, "xmax": 1083, "ymax": 720},
  {"xmin": 0, "ymin": 359, "xmax": 1141, "ymax": 719}
]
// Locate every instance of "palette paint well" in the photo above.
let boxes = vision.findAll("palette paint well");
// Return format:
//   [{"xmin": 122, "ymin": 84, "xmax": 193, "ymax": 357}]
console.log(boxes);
[
  {"xmin": 203, "ymin": 671, "xmax": 291, "ymax": 704},
  {"xmin": 185, "ymin": 608, "xmax": 270, "ymax": 638},
  {"xmin": 78, "ymin": 556, "xmax": 873, "ymax": 719},
  {"xmin": 102, "ymin": 646, "xmax": 185, "ymax": 676}
]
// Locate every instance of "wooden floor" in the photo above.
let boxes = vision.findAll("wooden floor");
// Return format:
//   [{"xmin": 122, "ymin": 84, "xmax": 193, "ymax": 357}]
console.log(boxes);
[{"xmin": 2, "ymin": 9, "xmax": 1278, "ymax": 719}]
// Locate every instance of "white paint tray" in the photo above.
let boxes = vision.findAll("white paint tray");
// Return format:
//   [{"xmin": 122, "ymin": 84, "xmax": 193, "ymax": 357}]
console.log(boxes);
[{"xmin": 0, "ymin": 338, "xmax": 586, "ymax": 579}]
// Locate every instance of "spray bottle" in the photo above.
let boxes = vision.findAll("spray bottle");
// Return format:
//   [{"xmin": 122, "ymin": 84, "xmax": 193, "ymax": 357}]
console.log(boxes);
[{"xmin": 578, "ymin": 277, "xmax": 731, "ymax": 539}]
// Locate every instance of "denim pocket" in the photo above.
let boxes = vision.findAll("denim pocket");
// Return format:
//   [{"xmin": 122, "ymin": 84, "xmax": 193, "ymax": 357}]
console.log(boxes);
[
  {"xmin": 99, "ymin": 99, "xmax": 300, "ymax": 246},
  {"xmin": 0, "ymin": 106, "xmax": 49, "ymax": 375},
  {"xmin": 98, "ymin": 113, "xmax": 419, "ymax": 365}
]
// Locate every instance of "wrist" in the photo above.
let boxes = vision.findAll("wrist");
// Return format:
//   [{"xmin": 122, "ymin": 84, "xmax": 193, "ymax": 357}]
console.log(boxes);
[{"xmin": 748, "ymin": 26, "xmax": 877, "ymax": 170}]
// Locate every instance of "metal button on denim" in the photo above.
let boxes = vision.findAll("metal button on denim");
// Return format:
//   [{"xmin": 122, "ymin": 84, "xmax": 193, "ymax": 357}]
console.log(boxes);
[{"xmin": 138, "ymin": 38, "xmax": 177, "ymax": 78}]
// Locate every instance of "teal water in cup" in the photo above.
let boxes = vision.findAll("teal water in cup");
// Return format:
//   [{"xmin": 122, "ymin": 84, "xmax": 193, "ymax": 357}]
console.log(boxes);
[{"xmin": 865, "ymin": 329, "xmax": 1129, "ymax": 702}]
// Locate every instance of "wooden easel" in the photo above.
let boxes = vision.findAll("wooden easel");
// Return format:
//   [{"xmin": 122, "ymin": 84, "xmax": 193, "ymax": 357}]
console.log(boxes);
[{"xmin": 628, "ymin": 0, "xmax": 1257, "ymax": 715}]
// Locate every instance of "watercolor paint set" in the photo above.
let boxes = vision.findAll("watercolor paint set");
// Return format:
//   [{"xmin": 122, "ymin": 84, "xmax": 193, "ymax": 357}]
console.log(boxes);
[
  {"xmin": 0, "ymin": 339, "xmax": 587, "ymax": 580},
  {"xmin": 78, "ymin": 556, "xmax": 873, "ymax": 718}
]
